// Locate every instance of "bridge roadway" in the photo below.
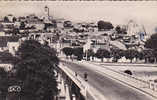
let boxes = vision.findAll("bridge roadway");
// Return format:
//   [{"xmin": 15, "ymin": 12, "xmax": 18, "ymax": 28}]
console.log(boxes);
[{"xmin": 61, "ymin": 60, "xmax": 154, "ymax": 100}]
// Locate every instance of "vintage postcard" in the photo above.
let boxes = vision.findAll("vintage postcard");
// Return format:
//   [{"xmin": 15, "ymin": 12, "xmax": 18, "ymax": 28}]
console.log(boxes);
[{"xmin": 0, "ymin": 1, "xmax": 157, "ymax": 100}]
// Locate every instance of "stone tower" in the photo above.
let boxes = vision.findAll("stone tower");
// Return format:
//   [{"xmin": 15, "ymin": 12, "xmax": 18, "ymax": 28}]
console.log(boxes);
[
  {"xmin": 45, "ymin": 6, "xmax": 49, "ymax": 17},
  {"xmin": 44, "ymin": 6, "xmax": 51, "ymax": 23}
]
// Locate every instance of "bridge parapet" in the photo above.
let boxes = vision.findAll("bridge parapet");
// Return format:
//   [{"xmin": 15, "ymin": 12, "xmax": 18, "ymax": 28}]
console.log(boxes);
[
  {"xmin": 59, "ymin": 63, "xmax": 106, "ymax": 100},
  {"xmin": 78, "ymin": 61, "xmax": 157, "ymax": 99}
]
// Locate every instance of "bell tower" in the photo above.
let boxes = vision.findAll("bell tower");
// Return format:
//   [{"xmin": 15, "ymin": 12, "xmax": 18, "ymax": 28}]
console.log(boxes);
[
  {"xmin": 45, "ymin": 6, "xmax": 49, "ymax": 17},
  {"xmin": 44, "ymin": 5, "xmax": 51, "ymax": 23}
]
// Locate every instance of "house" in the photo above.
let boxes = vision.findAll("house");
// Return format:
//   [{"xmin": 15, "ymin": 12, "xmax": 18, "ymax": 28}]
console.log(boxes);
[
  {"xmin": 57, "ymin": 21, "xmax": 64, "ymax": 29},
  {"xmin": 1, "ymin": 22, "xmax": 14, "ymax": 31},
  {"xmin": 0, "ymin": 51, "xmax": 14, "ymax": 71},
  {"xmin": 14, "ymin": 21, "xmax": 21, "ymax": 28},
  {"xmin": 26, "ymin": 21, "xmax": 45, "ymax": 31},
  {"xmin": 83, "ymin": 38, "xmax": 110, "ymax": 53},
  {"xmin": 18, "ymin": 16, "xmax": 26, "ymax": 22},
  {"xmin": 7, "ymin": 14, "xmax": 14, "ymax": 22},
  {"xmin": 0, "ymin": 31, "xmax": 5, "ymax": 36},
  {"xmin": 28, "ymin": 33, "xmax": 45, "ymax": 44},
  {"xmin": 0, "ymin": 36, "xmax": 20, "ymax": 55},
  {"xmin": 91, "ymin": 42, "xmax": 110, "ymax": 53},
  {"xmin": 7, "ymin": 36, "xmax": 20, "ymax": 55},
  {"xmin": 28, "ymin": 32, "xmax": 58, "ymax": 44}
]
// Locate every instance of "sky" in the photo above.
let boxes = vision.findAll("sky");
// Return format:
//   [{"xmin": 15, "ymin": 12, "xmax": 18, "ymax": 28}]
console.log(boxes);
[{"xmin": 0, "ymin": 1, "xmax": 157, "ymax": 34}]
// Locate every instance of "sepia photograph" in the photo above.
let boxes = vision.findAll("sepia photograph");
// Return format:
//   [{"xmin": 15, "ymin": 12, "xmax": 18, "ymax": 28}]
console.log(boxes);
[{"xmin": 0, "ymin": 1, "xmax": 157, "ymax": 100}]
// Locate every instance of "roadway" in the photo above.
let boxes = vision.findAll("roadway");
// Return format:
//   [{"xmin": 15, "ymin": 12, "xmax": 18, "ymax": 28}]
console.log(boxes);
[{"xmin": 61, "ymin": 60, "xmax": 154, "ymax": 100}]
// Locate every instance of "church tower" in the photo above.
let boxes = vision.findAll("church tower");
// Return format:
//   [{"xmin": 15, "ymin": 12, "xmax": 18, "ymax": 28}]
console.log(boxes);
[
  {"xmin": 44, "ymin": 6, "xmax": 51, "ymax": 23},
  {"xmin": 45, "ymin": 6, "xmax": 49, "ymax": 17}
]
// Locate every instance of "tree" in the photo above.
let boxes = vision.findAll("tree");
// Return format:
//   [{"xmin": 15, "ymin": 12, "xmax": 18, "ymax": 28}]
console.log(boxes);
[
  {"xmin": 4, "ymin": 16, "xmax": 9, "ymax": 22},
  {"xmin": 73, "ymin": 47, "xmax": 83, "ymax": 60},
  {"xmin": 115, "ymin": 25, "xmax": 122, "ymax": 34},
  {"xmin": 62, "ymin": 47, "xmax": 73, "ymax": 59},
  {"xmin": 139, "ymin": 49, "xmax": 154, "ymax": 63},
  {"xmin": 153, "ymin": 51, "xmax": 157, "ymax": 63},
  {"xmin": 12, "ymin": 17, "xmax": 17, "ymax": 23},
  {"xmin": 124, "ymin": 49, "xmax": 139, "ymax": 63},
  {"xmin": 0, "ymin": 67, "xmax": 9, "ymax": 100},
  {"xmin": 145, "ymin": 33, "xmax": 157, "ymax": 50},
  {"xmin": 14, "ymin": 40, "xmax": 59, "ymax": 100},
  {"xmin": 0, "ymin": 68, "xmax": 8, "ymax": 78},
  {"xmin": 145, "ymin": 33, "xmax": 157, "ymax": 63},
  {"xmin": 111, "ymin": 49, "xmax": 123, "ymax": 62},
  {"xmin": 0, "ymin": 51, "xmax": 17, "ymax": 64},
  {"xmin": 97, "ymin": 20, "xmax": 114, "ymax": 31},
  {"xmin": 95, "ymin": 49, "xmax": 110, "ymax": 62}
]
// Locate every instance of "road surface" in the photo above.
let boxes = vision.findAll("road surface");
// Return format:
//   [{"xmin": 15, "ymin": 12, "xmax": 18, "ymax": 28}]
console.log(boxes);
[{"xmin": 61, "ymin": 60, "xmax": 154, "ymax": 100}]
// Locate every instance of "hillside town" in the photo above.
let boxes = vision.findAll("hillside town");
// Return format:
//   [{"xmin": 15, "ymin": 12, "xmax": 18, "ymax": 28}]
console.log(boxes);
[
  {"xmin": 0, "ymin": 4, "xmax": 157, "ymax": 100},
  {"xmin": 0, "ymin": 6, "xmax": 155, "ymax": 65}
]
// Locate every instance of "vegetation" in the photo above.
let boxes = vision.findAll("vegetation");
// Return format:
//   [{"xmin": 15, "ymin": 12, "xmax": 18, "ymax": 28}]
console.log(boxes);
[
  {"xmin": 145, "ymin": 33, "xmax": 157, "ymax": 50},
  {"xmin": 62, "ymin": 47, "xmax": 84, "ymax": 61},
  {"xmin": 97, "ymin": 20, "xmax": 114, "ymax": 31},
  {"xmin": 115, "ymin": 25, "xmax": 127, "ymax": 34},
  {"xmin": 13, "ymin": 40, "xmax": 59, "ymax": 100},
  {"xmin": 145, "ymin": 33, "xmax": 157, "ymax": 63},
  {"xmin": 115, "ymin": 25, "xmax": 122, "ymax": 34},
  {"xmin": 0, "ymin": 40, "xmax": 59, "ymax": 100},
  {"xmin": 62, "ymin": 47, "xmax": 73, "ymax": 59},
  {"xmin": 0, "ymin": 51, "xmax": 17, "ymax": 64},
  {"xmin": 73, "ymin": 47, "xmax": 84, "ymax": 60},
  {"xmin": 4, "ymin": 16, "xmax": 9, "ymax": 22},
  {"xmin": 139, "ymin": 49, "xmax": 155, "ymax": 63},
  {"xmin": 95, "ymin": 49, "xmax": 110, "ymax": 62},
  {"xmin": 0, "ymin": 68, "xmax": 9, "ymax": 100},
  {"xmin": 12, "ymin": 17, "xmax": 17, "ymax": 23},
  {"xmin": 123, "ymin": 49, "xmax": 139, "ymax": 63},
  {"xmin": 111, "ymin": 49, "xmax": 124, "ymax": 62}
]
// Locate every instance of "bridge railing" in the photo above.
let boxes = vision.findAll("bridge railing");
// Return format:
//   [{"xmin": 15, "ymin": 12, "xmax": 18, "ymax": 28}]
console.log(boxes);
[
  {"xmin": 149, "ymin": 81, "xmax": 157, "ymax": 92},
  {"xmin": 61, "ymin": 60, "xmax": 157, "ymax": 99},
  {"xmin": 105, "ymin": 65, "xmax": 150, "ymax": 87},
  {"xmin": 99, "ymin": 63, "xmax": 157, "ymax": 92},
  {"xmin": 84, "ymin": 61, "xmax": 157, "ymax": 97},
  {"xmin": 67, "ymin": 60, "xmax": 157, "ymax": 99},
  {"xmin": 59, "ymin": 63, "xmax": 107, "ymax": 100}
]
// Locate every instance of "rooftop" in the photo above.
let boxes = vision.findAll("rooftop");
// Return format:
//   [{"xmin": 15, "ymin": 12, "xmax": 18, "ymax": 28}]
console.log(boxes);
[{"xmin": 0, "ymin": 36, "xmax": 20, "ymax": 47}]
